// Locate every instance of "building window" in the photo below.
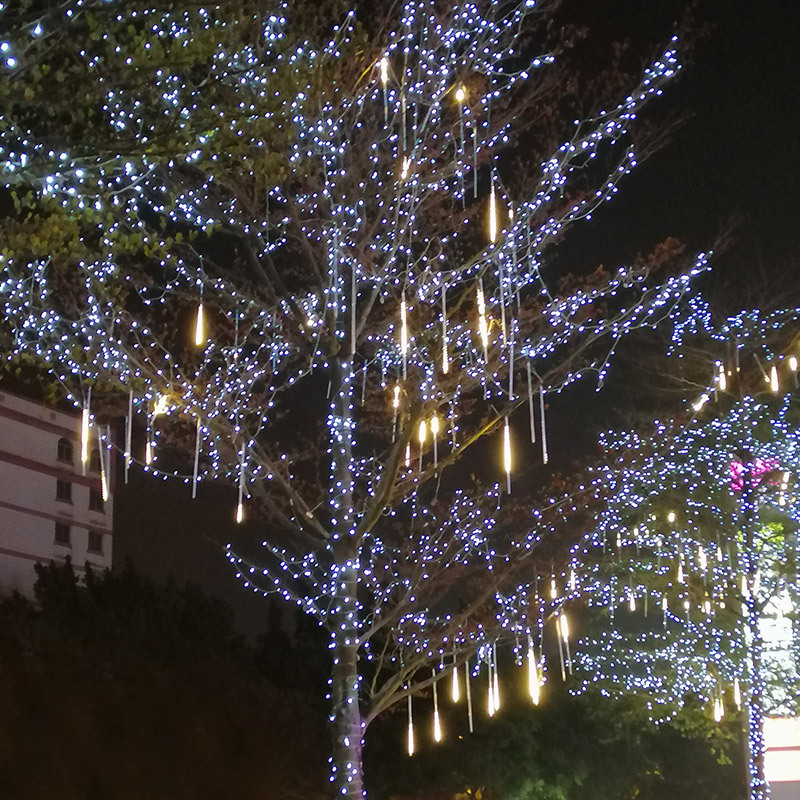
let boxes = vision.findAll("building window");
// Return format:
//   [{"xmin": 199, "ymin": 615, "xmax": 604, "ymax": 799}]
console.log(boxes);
[
  {"xmin": 56, "ymin": 479, "xmax": 72, "ymax": 504},
  {"xmin": 89, "ymin": 450, "xmax": 100, "ymax": 473},
  {"xmin": 57, "ymin": 437, "xmax": 73, "ymax": 464},
  {"xmin": 87, "ymin": 531, "xmax": 103, "ymax": 554},
  {"xmin": 54, "ymin": 523, "xmax": 71, "ymax": 547},
  {"xmin": 88, "ymin": 487, "xmax": 104, "ymax": 513}
]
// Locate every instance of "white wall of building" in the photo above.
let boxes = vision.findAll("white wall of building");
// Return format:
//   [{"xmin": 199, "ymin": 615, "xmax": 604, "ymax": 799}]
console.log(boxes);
[
  {"xmin": 766, "ymin": 717, "xmax": 800, "ymax": 800},
  {"xmin": 0, "ymin": 390, "xmax": 112, "ymax": 598}
]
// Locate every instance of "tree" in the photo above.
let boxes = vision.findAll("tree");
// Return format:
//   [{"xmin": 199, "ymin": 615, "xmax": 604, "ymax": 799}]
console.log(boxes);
[
  {"xmin": 0, "ymin": 2, "xmax": 706, "ymax": 795},
  {"xmin": 365, "ymin": 683, "xmax": 744, "ymax": 800},
  {"xmin": 569, "ymin": 306, "xmax": 800, "ymax": 800},
  {"xmin": 0, "ymin": 561, "xmax": 328, "ymax": 799}
]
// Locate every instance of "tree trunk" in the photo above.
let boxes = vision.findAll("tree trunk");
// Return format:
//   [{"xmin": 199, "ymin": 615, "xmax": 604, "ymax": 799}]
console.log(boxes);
[
  {"xmin": 329, "ymin": 564, "xmax": 366, "ymax": 799},
  {"xmin": 741, "ymin": 460, "xmax": 769, "ymax": 800},
  {"xmin": 746, "ymin": 612, "xmax": 768, "ymax": 800},
  {"xmin": 327, "ymin": 352, "xmax": 366, "ymax": 798}
]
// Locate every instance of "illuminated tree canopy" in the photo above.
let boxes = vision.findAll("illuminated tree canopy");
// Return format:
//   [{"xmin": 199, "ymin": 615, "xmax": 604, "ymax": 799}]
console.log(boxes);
[
  {"xmin": 570, "ymin": 306, "xmax": 800, "ymax": 800},
  {"xmin": 0, "ymin": 1, "xmax": 707, "ymax": 795}
]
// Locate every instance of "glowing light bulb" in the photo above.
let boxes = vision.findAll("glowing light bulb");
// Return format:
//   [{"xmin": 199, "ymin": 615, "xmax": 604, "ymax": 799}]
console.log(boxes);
[
  {"xmin": 80, "ymin": 408, "xmax": 90, "ymax": 466},
  {"xmin": 629, "ymin": 593, "xmax": 636, "ymax": 612},
  {"xmin": 560, "ymin": 613, "xmax": 569, "ymax": 642},
  {"xmin": 733, "ymin": 678, "xmax": 742, "ymax": 709},
  {"xmin": 98, "ymin": 434, "xmax": 109, "ymax": 502},
  {"xmin": 379, "ymin": 56, "xmax": 388, "ymax": 85},
  {"xmin": 717, "ymin": 363, "xmax": 726, "ymax": 391},
  {"xmin": 771, "ymin": 364, "xmax": 779, "ymax": 393},
  {"xmin": 153, "ymin": 394, "xmax": 170, "ymax": 417},
  {"xmin": 527, "ymin": 645, "xmax": 540, "ymax": 705},
  {"xmin": 401, "ymin": 156, "xmax": 411, "ymax": 180},
  {"xmin": 503, "ymin": 417, "xmax": 512, "ymax": 479},
  {"xmin": 489, "ymin": 183, "xmax": 498, "ymax": 243},
  {"xmin": 451, "ymin": 664, "xmax": 460, "ymax": 703},
  {"xmin": 667, "ymin": 511, "xmax": 676, "ymax": 524},
  {"xmin": 236, "ymin": 443, "xmax": 246, "ymax": 523},
  {"xmin": 455, "ymin": 84, "xmax": 466, "ymax": 104},
  {"xmin": 432, "ymin": 674, "xmax": 442, "ymax": 742},
  {"xmin": 503, "ymin": 417, "xmax": 511, "ymax": 494},
  {"xmin": 418, "ymin": 419, "xmax": 427, "ymax": 445},
  {"xmin": 407, "ymin": 694, "xmax": 415, "ymax": 756},
  {"xmin": 194, "ymin": 302, "xmax": 205, "ymax": 346},
  {"xmin": 392, "ymin": 384, "xmax": 400, "ymax": 409},
  {"xmin": 476, "ymin": 280, "xmax": 489, "ymax": 355},
  {"xmin": 790, "ymin": 355, "xmax": 798, "ymax": 372}
]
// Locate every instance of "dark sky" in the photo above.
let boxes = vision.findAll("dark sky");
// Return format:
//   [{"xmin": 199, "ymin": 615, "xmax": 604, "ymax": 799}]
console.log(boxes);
[
  {"xmin": 571, "ymin": 0, "xmax": 800, "ymax": 272},
  {"xmin": 114, "ymin": 0, "xmax": 800, "ymax": 631}
]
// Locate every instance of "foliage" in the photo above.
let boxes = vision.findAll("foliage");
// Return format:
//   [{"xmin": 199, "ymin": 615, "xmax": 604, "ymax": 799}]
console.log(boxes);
[
  {"xmin": 365, "ymin": 683, "xmax": 744, "ymax": 800},
  {"xmin": 0, "ymin": 561, "xmax": 327, "ymax": 800}
]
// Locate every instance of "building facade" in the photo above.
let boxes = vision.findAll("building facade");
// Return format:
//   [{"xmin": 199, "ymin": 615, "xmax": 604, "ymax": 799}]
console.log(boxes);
[{"xmin": 0, "ymin": 390, "xmax": 112, "ymax": 597}]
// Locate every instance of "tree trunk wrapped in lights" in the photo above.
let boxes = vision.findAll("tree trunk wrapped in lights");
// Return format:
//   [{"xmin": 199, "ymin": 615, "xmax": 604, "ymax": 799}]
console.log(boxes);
[{"xmin": 0, "ymin": 1, "xmax": 705, "ymax": 795}]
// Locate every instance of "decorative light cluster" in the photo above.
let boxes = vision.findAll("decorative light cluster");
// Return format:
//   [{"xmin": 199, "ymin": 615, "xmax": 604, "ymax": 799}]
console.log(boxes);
[
  {"xmin": 0, "ymin": 2, "xmax": 703, "ymax": 796},
  {"xmin": 568, "ymin": 309, "xmax": 800, "ymax": 800}
]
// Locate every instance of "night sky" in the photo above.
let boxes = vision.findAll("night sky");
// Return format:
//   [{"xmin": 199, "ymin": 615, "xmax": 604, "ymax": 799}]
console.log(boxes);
[{"xmin": 114, "ymin": 0, "xmax": 800, "ymax": 631}]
